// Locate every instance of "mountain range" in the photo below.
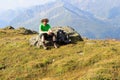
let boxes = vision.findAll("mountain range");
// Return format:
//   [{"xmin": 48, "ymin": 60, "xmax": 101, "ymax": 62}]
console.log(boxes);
[{"xmin": 0, "ymin": 0, "xmax": 120, "ymax": 39}]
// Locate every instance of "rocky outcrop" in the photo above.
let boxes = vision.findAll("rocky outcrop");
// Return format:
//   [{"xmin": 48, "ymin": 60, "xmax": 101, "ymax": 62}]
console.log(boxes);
[
  {"xmin": 52, "ymin": 26, "xmax": 83, "ymax": 42},
  {"xmin": 29, "ymin": 26, "xmax": 83, "ymax": 48},
  {"xmin": 16, "ymin": 27, "xmax": 38, "ymax": 35},
  {"xmin": 3, "ymin": 26, "xmax": 15, "ymax": 30},
  {"xmin": 2, "ymin": 26, "xmax": 38, "ymax": 35}
]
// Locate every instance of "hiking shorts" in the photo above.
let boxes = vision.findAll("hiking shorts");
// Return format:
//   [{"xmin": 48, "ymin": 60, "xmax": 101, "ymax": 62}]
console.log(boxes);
[{"xmin": 40, "ymin": 33, "xmax": 56, "ymax": 40}]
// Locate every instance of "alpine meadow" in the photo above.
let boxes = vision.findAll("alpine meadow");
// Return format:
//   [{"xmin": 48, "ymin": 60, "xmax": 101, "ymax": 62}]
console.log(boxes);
[{"xmin": 0, "ymin": 0, "xmax": 120, "ymax": 80}]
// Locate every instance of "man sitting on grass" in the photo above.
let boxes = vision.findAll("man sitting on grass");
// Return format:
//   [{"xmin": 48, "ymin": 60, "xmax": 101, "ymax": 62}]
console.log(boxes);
[{"xmin": 39, "ymin": 18, "xmax": 58, "ymax": 50}]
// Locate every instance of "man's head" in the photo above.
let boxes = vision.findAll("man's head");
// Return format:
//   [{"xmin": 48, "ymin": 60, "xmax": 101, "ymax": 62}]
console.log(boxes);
[{"xmin": 41, "ymin": 18, "xmax": 49, "ymax": 25}]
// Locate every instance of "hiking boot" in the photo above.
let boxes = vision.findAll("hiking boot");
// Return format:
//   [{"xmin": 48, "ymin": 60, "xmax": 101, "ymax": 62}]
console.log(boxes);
[{"xmin": 43, "ymin": 46, "xmax": 48, "ymax": 50}]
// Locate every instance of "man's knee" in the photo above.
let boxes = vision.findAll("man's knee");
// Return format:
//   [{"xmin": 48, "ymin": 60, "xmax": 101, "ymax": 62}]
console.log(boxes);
[
  {"xmin": 51, "ymin": 33, "xmax": 56, "ymax": 41},
  {"xmin": 40, "ymin": 33, "xmax": 47, "ymax": 38},
  {"xmin": 51, "ymin": 33, "xmax": 56, "ymax": 37}
]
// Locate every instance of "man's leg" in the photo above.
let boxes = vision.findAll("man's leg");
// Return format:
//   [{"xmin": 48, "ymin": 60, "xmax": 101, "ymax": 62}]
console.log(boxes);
[
  {"xmin": 41, "ymin": 33, "xmax": 48, "ymax": 50},
  {"xmin": 41, "ymin": 34, "xmax": 45, "ymax": 42},
  {"xmin": 51, "ymin": 33, "xmax": 58, "ymax": 48}
]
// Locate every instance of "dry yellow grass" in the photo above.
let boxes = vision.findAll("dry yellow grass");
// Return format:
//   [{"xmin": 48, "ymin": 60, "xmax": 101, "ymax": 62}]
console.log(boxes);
[{"xmin": 0, "ymin": 29, "xmax": 120, "ymax": 80}]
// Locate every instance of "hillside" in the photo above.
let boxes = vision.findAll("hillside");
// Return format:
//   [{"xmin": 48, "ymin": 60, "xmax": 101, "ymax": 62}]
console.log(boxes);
[
  {"xmin": 0, "ymin": 0, "xmax": 116, "ymax": 39},
  {"xmin": 0, "ymin": 28, "xmax": 120, "ymax": 80},
  {"xmin": 67, "ymin": 0, "xmax": 120, "ymax": 19}
]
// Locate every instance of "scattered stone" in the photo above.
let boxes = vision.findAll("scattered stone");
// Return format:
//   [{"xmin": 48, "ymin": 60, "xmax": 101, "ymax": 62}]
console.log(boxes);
[{"xmin": 77, "ymin": 51, "xmax": 84, "ymax": 55}]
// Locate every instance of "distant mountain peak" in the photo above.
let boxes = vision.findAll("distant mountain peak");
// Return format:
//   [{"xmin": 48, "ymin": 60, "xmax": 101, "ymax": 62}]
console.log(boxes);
[{"xmin": 1, "ymin": 0, "xmax": 120, "ymax": 39}]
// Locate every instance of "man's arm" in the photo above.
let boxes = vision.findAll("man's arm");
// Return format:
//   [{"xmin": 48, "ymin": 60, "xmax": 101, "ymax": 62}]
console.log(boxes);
[
  {"xmin": 48, "ymin": 28, "xmax": 52, "ymax": 33},
  {"xmin": 47, "ymin": 24, "xmax": 52, "ymax": 33},
  {"xmin": 40, "ymin": 31, "xmax": 48, "ymax": 34},
  {"xmin": 39, "ymin": 25, "xmax": 48, "ymax": 34}
]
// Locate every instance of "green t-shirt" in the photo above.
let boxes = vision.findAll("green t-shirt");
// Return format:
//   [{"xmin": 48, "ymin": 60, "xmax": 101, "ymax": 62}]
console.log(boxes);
[{"xmin": 39, "ymin": 23, "xmax": 51, "ymax": 32}]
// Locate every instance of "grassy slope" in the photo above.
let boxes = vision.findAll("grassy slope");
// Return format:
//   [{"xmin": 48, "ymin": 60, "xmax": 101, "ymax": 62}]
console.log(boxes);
[{"xmin": 0, "ymin": 29, "xmax": 120, "ymax": 80}]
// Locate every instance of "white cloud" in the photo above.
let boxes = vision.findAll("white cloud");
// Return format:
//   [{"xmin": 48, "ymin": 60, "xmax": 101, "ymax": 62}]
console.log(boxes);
[{"xmin": 0, "ymin": 0, "xmax": 56, "ymax": 11}]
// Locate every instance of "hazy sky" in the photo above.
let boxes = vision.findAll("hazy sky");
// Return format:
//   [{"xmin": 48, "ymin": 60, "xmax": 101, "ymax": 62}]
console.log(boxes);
[{"xmin": 0, "ymin": 0, "xmax": 56, "ymax": 12}]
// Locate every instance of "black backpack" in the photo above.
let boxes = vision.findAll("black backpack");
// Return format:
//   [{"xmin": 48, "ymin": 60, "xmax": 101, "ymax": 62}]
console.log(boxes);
[{"xmin": 56, "ymin": 30, "xmax": 71, "ymax": 44}]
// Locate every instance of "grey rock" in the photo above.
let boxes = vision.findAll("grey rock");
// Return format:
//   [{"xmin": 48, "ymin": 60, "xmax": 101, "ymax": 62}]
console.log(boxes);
[
  {"xmin": 29, "ymin": 36, "xmax": 42, "ymax": 47},
  {"xmin": 52, "ymin": 26, "xmax": 83, "ymax": 42},
  {"xmin": 29, "ymin": 26, "xmax": 83, "ymax": 48}
]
